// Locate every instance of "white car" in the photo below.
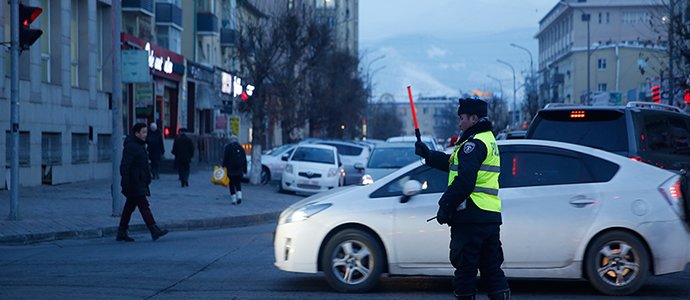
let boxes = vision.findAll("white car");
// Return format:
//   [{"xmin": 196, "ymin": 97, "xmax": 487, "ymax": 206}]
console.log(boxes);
[
  {"xmin": 281, "ymin": 144, "xmax": 345, "ymax": 194},
  {"xmin": 386, "ymin": 135, "xmax": 442, "ymax": 151},
  {"xmin": 246, "ymin": 144, "xmax": 297, "ymax": 184},
  {"xmin": 274, "ymin": 139, "xmax": 690, "ymax": 295}
]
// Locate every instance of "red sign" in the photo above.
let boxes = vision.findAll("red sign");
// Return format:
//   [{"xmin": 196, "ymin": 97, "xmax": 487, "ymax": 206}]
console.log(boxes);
[{"xmin": 121, "ymin": 33, "xmax": 184, "ymax": 82}]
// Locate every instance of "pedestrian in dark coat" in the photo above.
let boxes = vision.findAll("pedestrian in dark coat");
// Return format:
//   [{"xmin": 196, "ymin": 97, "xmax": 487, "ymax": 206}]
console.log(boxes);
[
  {"xmin": 146, "ymin": 122, "xmax": 165, "ymax": 179},
  {"xmin": 222, "ymin": 135, "xmax": 247, "ymax": 204},
  {"xmin": 117, "ymin": 123, "xmax": 168, "ymax": 242},
  {"xmin": 415, "ymin": 98, "xmax": 510, "ymax": 300},
  {"xmin": 171, "ymin": 129, "xmax": 194, "ymax": 187}
]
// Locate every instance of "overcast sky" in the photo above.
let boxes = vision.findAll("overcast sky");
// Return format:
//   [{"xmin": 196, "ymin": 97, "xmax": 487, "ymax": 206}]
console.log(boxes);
[{"xmin": 358, "ymin": 0, "xmax": 558, "ymax": 100}]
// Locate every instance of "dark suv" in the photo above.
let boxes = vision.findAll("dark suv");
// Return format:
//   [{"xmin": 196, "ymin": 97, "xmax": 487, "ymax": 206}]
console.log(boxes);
[{"xmin": 526, "ymin": 102, "xmax": 690, "ymax": 171}]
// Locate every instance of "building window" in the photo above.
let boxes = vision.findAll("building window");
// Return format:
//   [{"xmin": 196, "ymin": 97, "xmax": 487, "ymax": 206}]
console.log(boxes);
[
  {"xmin": 598, "ymin": 83, "xmax": 608, "ymax": 92},
  {"xmin": 5, "ymin": 131, "xmax": 30, "ymax": 167},
  {"xmin": 97, "ymin": 134, "xmax": 111, "ymax": 162},
  {"xmin": 72, "ymin": 133, "xmax": 89, "ymax": 164},
  {"xmin": 315, "ymin": 0, "xmax": 335, "ymax": 9},
  {"xmin": 71, "ymin": 0, "xmax": 79, "ymax": 87},
  {"xmin": 598, "ymin": 12, "xmax": 602, "ymax": 24},
  {"xmin": 623, "ymin": 12, "xmax": 651, "ymax": 24},
  {"xmin": 598, "ymin": 58, "xmax": 607, "ymax": 70},
  {"xmin": 606, "ymin": 12, "xmax": 610, "ymax": 24},
  {"xmin": 42, "ymin": 132, "xmax": 62, "ymax": 165}
]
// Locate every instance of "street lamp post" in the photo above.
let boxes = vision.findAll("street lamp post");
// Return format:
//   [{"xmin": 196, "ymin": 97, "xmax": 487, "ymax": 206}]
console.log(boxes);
[
  {"xmin": 509, "ymin": 43, "xmax": 533, "ymax": 123},
  {"xmin": 497, "ymin": 59, "xmax": 517, "ymax": 129}
]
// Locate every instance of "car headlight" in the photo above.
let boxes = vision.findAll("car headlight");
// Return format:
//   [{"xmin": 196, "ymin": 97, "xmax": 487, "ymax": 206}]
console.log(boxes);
[
  {"xmin": 327, "ymin": 168, "xmax": 338, "ymax": 177},
  {"xmin": 285, "ymin": 164, "xmax": 293, "ymax": 174},
  {"xmin": 285, "ymin": 203, "xmax": 331, "ymax": 223},
  {"xmin": 361, "ymin": 174, "xmax": 374, "ymax": 185}
]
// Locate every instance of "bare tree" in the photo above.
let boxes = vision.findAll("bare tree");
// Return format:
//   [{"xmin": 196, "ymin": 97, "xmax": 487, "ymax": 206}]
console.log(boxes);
[{"xmin": 367, "ymin": 101, "xmax": 403, "ymax": 139}]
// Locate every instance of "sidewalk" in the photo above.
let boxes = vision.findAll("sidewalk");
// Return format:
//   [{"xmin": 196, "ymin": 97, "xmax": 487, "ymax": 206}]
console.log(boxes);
[{"xmin": 0, "ymin": 167, "xmax": 304, "ymax": 244}]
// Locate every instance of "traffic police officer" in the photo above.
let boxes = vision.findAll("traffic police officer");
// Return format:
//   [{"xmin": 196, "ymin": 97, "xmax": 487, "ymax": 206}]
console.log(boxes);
[{"xmin": 415, "ymin": 98, "xmax": 510, "ymax": 300}]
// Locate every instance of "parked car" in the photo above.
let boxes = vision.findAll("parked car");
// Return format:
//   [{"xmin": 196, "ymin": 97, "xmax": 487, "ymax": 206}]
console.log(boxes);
[
  {"xmin": 357, "ymin": 142, "xmax": 420, "ymax": 185},
  {"xmin": 280, "ymin": 144, "xmax": 345, "ymax": 194},
  {"xmin": 307, "ymin": 140, "xmax": 371, "ymax": 186},
  {"xmin": 386, "ymin": 135, "xmax": 442, "ymax": 151},
  {"xmin": 246, "ymin": 144, "xmax": 297, "ymax": 184},
  {"xmin": 274, "ymin": 139, "xmax": 690, "ymax": 295},
  {"xmin": 495, "ymin": 130, "xmax": 527, "ymax": 140},
  {"xmin": 526, "ymin": 101, "xmax": 690, "ymax": 170}
]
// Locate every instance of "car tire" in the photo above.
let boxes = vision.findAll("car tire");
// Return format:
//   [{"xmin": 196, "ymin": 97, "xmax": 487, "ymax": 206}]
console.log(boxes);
[
  {"xmin": 584, "ymin": 231, "xmax": 649, "ymax": 296},
  {"xmin": 261, "ymin": 166, "xmax": 270, "ymax": 185},
  {"xmin": 320, "ymin": 229, "xmax": 384, "ymax": 293}
]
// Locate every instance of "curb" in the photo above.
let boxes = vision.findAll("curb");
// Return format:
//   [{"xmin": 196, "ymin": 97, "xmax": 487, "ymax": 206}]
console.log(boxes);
[{"xmin": 0, "ymin": 212, "xmax": 281, "ymax": 245}]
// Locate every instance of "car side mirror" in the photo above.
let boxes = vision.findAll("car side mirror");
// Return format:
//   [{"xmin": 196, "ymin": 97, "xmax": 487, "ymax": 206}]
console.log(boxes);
[
  {"xmin": 400, "ymin": 180, "xmax": 422, "ymax": 203},
  {"xmin": 354, "ymin": 162, "xmax": 364, "ymax": 170},
  {"xmin": 338, "ymin": 161, "xmax": 343, "ymax": 167},
  {"xmin": 281, "ymin": 154, "xmax": 289, "ymax": 161}
]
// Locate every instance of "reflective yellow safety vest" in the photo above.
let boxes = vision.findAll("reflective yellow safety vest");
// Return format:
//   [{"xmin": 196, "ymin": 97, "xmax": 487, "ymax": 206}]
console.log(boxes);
[{"xmin": 448, "ymin": 131, "xmax": 501, "ymax": 212}]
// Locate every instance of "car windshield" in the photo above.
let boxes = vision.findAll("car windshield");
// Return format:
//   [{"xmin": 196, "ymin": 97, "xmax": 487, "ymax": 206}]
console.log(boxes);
[
  {"xmin": 367, "ymin": 147, "xmax": 418, "ymax": 168},
  {"xmin": 529, "ymin": 110, "xmax": 628, "ymax": 154},
  {"xmin": 291, "ymin": 147, "xmax": 335, "ymax": 164},
  {"xmin": 266, "ymin": 144, "xmax": 293, "ymax": 156}
]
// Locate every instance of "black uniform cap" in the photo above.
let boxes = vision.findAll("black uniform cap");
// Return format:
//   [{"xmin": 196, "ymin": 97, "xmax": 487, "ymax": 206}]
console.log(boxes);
[{"xmin": 457, "ymin": 98, "xmax": 488, "ymax": 118}]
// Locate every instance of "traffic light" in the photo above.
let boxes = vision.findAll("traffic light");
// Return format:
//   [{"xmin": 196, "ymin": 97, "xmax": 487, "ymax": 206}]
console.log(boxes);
[
  {"xmin": 651, "ymin": 85, "xmax": 661, "ymax": 103},
  {"xmin": 19, "ymin": 4, "xmax": 43, "ymax": 50}
]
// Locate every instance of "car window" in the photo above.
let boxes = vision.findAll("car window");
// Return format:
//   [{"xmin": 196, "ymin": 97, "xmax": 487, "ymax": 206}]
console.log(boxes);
[
  {"xmin": 499, "ymin": 146, "xmax": 609, "ymax": 188},
  {"xmin": 367, "ymin": 147, "xmax": 417, "ymax": 168},
  {"xmin": 320, "ymin": 142, "xmax": 363, "ymax": 156},
  {"xmin": 266, "ymin": 144, "xmax": 294, "ymax": 156},
  {"xmin": 370, "ymin": 165, "xmax": 447, "ymax": 198},
  {"xmin": 633, "ymin": 112, "xmax": 690, "ymax": 169},
  {"xmin": 528, "ymin": 110, "xmax": 628, "ymax": 154},
  {"xmin": 290, "ymin": 147, "xmax": 335, "ymax": 164}
]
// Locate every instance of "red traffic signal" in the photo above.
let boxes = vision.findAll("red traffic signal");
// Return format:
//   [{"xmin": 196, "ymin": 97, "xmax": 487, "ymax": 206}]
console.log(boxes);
[
  {"xmin": 19, "ymin": 4, "xmax": 43, "ymax": 50},
  {"xmin": 651, "ymin": 85, "xmax": 660, "ymax": 103}
]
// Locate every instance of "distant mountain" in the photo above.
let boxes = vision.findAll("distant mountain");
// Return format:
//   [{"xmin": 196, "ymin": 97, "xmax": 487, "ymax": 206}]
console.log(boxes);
[{"xmin": 360, "ymin": 27, "xmax": 539, "ymax": 102}]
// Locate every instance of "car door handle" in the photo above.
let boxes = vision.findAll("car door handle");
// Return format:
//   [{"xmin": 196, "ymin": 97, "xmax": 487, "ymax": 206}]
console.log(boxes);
[{"xmin": 569, "ymin": 195, "xmax": 596, "ymax": 208}]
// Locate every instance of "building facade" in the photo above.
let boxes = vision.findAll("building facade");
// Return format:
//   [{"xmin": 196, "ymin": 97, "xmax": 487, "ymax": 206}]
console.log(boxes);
[{"xmin": 536, "ymin": 0, "xmax": 666, "ymax": 105}]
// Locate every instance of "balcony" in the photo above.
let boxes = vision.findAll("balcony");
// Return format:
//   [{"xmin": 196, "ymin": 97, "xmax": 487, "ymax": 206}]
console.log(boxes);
[
  {"xmin": 122, "ymin": 0, "xmax": 154, "ymax": 17},
  {"xmin": 220, "ymin": 28, "xmax": 239, "ymax": 47},
  {"xmin": 155, "ymin": 3, "xmax": 182, "ymax": 30},
  {"xmin": 197, "ymin": 12, "xmax": 219, "ymax": 36}
]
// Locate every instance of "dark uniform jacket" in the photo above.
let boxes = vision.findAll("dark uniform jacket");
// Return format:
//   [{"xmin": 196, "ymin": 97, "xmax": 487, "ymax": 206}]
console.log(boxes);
[
  {"xmin": 146, "ymin": 129, "xmax": 165, "ymax": 161},
  {"xmin": 172, "ymin": 133, "xmax": 194, "ymax": 163},
  {"xmin": 222, "ymin": 142, "xmax": 248, "ymax": 177},
  {"xmin": 425, "ymin": 119, "xmax": 502, "ymax": 225},
  {"xmin": 120, "ymin": 135, "xmax": 152, "ymax": 198}
]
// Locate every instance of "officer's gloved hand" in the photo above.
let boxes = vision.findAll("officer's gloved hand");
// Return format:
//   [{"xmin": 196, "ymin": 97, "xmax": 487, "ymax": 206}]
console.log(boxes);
[
  {"xmin": 415, "ymin": 141, "xmax": 430, "ymax": 159},
  {"xmin": 436, "ymin": 193, "xmax": 452, "ymax": 225}
]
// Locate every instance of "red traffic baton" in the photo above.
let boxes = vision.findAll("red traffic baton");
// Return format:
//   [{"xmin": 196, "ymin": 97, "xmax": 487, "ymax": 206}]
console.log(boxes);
[{"xmin": 407, "ymin": 86, "xmax": 421, "ymax": 142}]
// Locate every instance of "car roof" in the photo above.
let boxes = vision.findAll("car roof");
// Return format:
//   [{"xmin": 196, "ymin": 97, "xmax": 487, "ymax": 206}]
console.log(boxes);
[
  {"xmin": 540, "ymin": 102, "xmax": 688, "ymax": 116},
  {"xmin": 386, "ymin": 135, "xmax": 435, "ymax": 142},
  {"xmin": 295, "ymin": 144, "xmax": 337, "ymax": 151},
  {"xmin": 373, "ymin": 142, "xmax": 415, "ymax": 149},
  {"xmin": 314, "ymin": 140, "xmax": 366, "ymax": 148}
]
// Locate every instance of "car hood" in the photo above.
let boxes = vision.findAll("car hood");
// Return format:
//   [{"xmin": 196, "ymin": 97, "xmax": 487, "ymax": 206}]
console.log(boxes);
[{"xmin": 279, "ymin": 185, "xmax": 359, "ymax": 218}]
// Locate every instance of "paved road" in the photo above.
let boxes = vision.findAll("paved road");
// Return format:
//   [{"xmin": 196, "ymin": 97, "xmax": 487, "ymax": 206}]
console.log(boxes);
[{"xmin": 1, "ymin": 223, "xmax": 689, "ymax": 299}]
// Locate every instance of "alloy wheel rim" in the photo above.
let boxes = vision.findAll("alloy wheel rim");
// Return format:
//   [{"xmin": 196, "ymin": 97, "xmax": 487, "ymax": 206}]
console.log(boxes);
[
  {"xmin": 330, "ymin": 239, "xmax": 372, "ymax": 285},
  {"xmin": 596, "ymin": 240, "xmax": 640, "ymax": 287}
]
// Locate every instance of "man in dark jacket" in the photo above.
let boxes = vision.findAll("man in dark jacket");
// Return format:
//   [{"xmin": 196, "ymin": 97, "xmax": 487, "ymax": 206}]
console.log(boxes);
[
  {"xmin": 118, "ymin": 123, "xmax": 169, "ymax": 242},
  {"xmin": 146, "ymin": 122, "xmax": 165, "ymax": 179},
  {"xmin": 222, "ymin": 135, "xmax": 247, "ymax": 204},
  {"xmin": 415, "ymin": 98, "xmax": 510, "ymax": 300},
  {"xmin": 171, "ymin": 128, "xmax": 194, "ymax": 187}
]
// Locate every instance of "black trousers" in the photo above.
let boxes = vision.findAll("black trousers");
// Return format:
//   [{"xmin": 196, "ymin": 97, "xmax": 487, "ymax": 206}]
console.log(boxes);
[
  {"xmin": 228, "ymin": 175, "xmax": 242, "ymax": 194},
  {"xmin": 150, "ymin": 157, "xmax": 161, "ymax": 178},
  {"xmin": 176, "ymin": 161, "xmax": 190, "ymax": 182},
  {"xmin": 449, "ymin": 223, "xmax": 509, "ymax": 296}
]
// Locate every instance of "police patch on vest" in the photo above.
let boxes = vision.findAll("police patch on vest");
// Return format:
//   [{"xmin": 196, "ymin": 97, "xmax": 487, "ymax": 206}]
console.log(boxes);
[{"xmin": 463, "ymin": 142, "xmax": 476, "ymax": 154}]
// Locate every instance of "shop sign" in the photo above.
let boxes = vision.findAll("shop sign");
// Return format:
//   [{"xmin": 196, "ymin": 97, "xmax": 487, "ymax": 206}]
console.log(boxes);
[
  {"xmin": 220, "ymin": 71, "xmax": 255, "ymax": 98},
  {"xmin": 145, "ymin": 43, "xmax": 173, "ymax": 74}
]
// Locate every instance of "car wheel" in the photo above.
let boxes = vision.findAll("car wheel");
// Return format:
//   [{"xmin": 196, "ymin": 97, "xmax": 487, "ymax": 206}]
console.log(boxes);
[
  {"xmin": 584, "ymin": 231, "xmax": 649, "ymax": 296},
  {"xmin": 260, "ymin": 166, "xmax": 270, "ymax": 185},
  {"xmin": 320, "ymin": 229, "xmax": 384, "ymax": 293}
]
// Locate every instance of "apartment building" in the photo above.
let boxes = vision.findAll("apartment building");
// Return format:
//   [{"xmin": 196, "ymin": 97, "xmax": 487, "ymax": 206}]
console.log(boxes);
[{"xmin": 536, "ymin": 0, "xmax": 666, "ymax": 105}]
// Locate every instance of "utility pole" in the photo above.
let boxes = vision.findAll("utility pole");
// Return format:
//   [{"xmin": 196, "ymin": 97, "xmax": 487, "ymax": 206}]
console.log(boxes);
[
  {"xmin": 9, "ymin": 0, "xmax": 19, "ymax": 220},
  {"xmin": 111, "ymin": 0, "xmax": 123, "ymax": 217},
  {"xmin": 497, "ymin": 59, "xmax": 517, "ymax": 129}
]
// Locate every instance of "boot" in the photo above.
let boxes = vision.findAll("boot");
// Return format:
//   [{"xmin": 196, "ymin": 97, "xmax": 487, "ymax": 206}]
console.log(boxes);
[
  {"xmin": 488, "ymin": 289, "xmax": 510, "ymax": 300},
  {"xmin": 148, "ymin": 224, "xmax": 169, "ymax": 241},
  {"xmin": 116, "ymin": 226, "xmax": 135, "ymax": 242}
]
